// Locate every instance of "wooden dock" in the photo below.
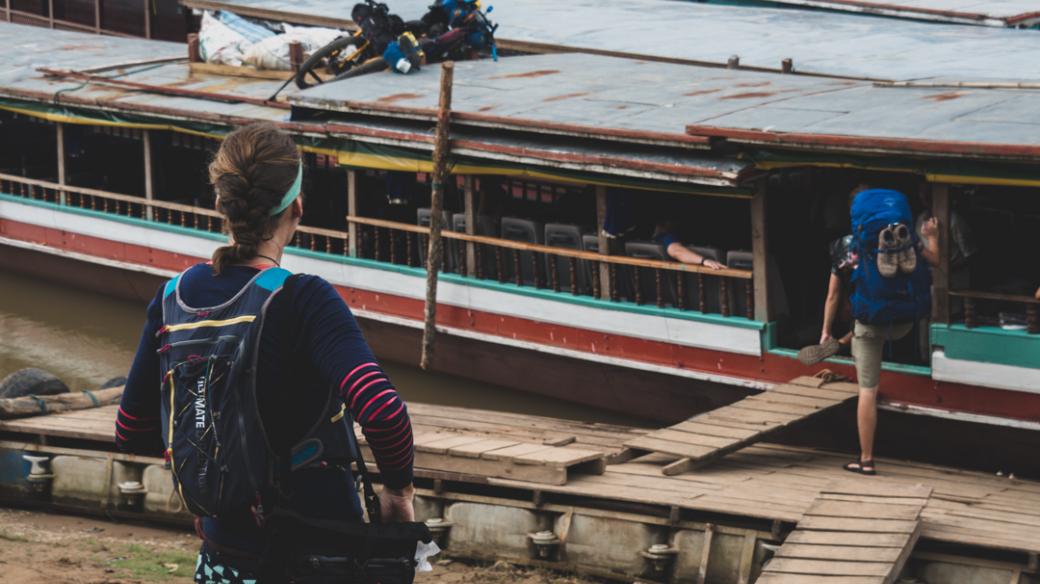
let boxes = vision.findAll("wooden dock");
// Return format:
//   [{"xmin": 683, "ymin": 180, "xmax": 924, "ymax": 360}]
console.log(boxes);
[
  {"xmin": 622, "ymin": 375, "xmax": 859, "ymax": 474},
  {"xmin": 758, "ymin": 482, "xmax": 930, "ymax": 584},
  {"xmin": 3, "ymin": 397, "xmax": 1040, "ymax": 571}
]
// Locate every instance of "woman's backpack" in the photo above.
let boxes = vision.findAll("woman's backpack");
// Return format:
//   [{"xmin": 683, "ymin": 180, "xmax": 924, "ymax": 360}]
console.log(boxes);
[{"xmin": 849, "ymin": 189, "xmax": 931, "ymax": 325}]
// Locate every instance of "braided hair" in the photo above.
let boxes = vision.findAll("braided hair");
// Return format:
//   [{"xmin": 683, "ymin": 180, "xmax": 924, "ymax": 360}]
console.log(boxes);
[{"xmin": 208, "ymin": 123, "xmax": 300, "ymax": 274}]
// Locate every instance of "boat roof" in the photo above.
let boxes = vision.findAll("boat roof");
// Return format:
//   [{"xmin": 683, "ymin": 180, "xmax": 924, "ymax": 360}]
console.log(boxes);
[
  {"xmin": 291, "ymin": 52, "xmax": 1040, "ymax": 162},
  {"xmin": 178, "ymin": 0, "xmax": 1040, "ymax": 82},
  {"xmin": 763, "ymin": 0, "xmax": 1040, "ymax": 27},
  {"xmin": 0, "ymin": 23, "xmax": 751, "ymax": 189}
]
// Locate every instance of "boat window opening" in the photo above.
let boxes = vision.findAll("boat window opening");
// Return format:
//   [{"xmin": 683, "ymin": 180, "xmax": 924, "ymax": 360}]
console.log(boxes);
[
  {"xmin": 946, "ymin": 184, "xmax": 1040, "ymax": 333},
  {"xmin": 152, "ymin": 130, "xmax": 218, "ymax": 218},
  {"xmin": 768, "ymin": 168, "xmax": 937, "ymax": 365},
  {"xmin": 0, "ymin": 110, "xmax": 58, "ymax": 182},
  {"xmin": 65, "ymin": 124, "xmax": 146, "ymax": 197}
]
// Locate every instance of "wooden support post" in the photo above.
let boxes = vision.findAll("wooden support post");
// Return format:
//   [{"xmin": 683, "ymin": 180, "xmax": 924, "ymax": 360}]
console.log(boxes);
[
  {"xmin": 55, "ymin": 123, "xmax": 66, "ymax": 206},
  {"xmin": 595, "ymin": 185, "xmax": 611, "ymax": 301},
  {"xmin": 736, "ymin": 530, "xmax": 758, "ymax": 584},
  {"xmin": 142, "ymin": 129, "xmax": 154, "ymax": 220},
  {"xmin": 463, "ymin": 175, "xmax": 476, "ymax": 276},
  {"xmin": 142, "ymin": 0, "xmax": 150, "ymax": 38},
  {"xmin": 289, "ymin": 41, "xmax": 304, "ymax": 72},
  {"xmin": 94, "ymin": 0, "xmax": 101, "ymax": 32},
  {"xmin": 5, "ymin": 0, "xmax": 10, "ymax": 22},
  {"xmin": 931, "ymin": 183, "xmax": 950, "ymax": 324},
  {"xmin": 751, "ymin": 180, "xmax": 770, "ymax": 322},
  {"xmin": 419, "ymin": 61, "xmax": 454, "ymax": 371},
  {"xmin": 47, "ymin": 0, "xmax": 54, "ymax": 27},
  {"xmin": 697, "ymin": 523, "xmax": 715, "ymax": 584},
  {"xmin": 347, "ymin": 170, "xmax": 358, "ymax": 256},
  {"xmin": 187, "ymin": 33, "xmax": 201, "ymax": 63}
]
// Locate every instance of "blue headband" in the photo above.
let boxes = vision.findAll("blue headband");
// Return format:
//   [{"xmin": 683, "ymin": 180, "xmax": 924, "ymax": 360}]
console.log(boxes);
[{"xmin": 269, "ymin": 163, "xmax": 303, "ymax": 216}]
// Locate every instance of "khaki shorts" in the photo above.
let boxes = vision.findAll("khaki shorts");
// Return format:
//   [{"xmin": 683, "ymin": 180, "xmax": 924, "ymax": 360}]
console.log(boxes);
[{"xmin": 851, "ymin": 321, "xmax": 913, "ymax": 390}]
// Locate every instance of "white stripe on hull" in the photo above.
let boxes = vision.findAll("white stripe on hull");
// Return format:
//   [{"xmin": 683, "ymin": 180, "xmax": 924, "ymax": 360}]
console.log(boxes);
[{"xmin": 931, "ymin": 349, "xmax": 1040, "ymax": 395}]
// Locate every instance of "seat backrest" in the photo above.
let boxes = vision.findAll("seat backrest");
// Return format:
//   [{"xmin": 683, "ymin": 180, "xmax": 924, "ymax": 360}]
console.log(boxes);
[
  {"xmin": 726, "ymin": 250, "xmax": 753, "ymax": 271},
  {"xmin": 544, "ymin": 223, "xmax": 583, "ymax": 250},
  {"xmin": 452, "ymin": 213, "xmax": 467, "ymax": 232},
  {"xmin": 499, "ymin": 217, "xmax": 544, "ymax": 286},
  {"xmin": 683, "ymin": 245, "xmax": 724, "ymax": 314},
  {"xmin": 544, "ymin": 224, "xmax": 587, "ymax": 294},
  {"xmin": 726, "ymin": 250, "xmax": 754, "ymax": 317},
  {"xmin": 581, "ymin": 234, "xmax": 600, "ymax": 254},
  {"xmin": 624, "ymin": 241, "xmax": 674, "ymax": 306}
]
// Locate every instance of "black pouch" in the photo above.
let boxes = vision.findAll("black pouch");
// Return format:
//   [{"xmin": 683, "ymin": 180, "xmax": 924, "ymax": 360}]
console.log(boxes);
[{"xmin": 265, "ymin": 405, "xmax": 431, "ymax": 583}]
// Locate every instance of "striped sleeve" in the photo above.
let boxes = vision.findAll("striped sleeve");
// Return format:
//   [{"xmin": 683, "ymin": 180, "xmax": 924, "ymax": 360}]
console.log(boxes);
[
  {"xmin": 294, "ymin": 275, "xmax": 414, "ymax": 489},
  {"xmin": 116, "ymin": 288, "xmax": 165, "ymax": 456}
]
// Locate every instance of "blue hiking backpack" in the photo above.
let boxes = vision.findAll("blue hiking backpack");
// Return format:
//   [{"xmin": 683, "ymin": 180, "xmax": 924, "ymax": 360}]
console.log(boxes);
[
  {"xmin": 156, "ymin": 267, "xmax": 357, "ymax": 523},
  {"xmin": 849, "ymin": 189, "xmax": 931, "ymax": 325}
]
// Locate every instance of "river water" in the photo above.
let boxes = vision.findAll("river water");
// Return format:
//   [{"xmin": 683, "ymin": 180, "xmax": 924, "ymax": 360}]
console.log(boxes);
[{"xmin": 0, "ymin": 269, "xmax": 632, "ymax": 425}]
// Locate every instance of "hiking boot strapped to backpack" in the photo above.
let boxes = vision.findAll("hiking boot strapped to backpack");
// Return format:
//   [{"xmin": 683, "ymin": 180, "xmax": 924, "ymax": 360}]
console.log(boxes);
[{"xmin": 849, "ymin": 189, "xmax": 931, "ymax": 325}]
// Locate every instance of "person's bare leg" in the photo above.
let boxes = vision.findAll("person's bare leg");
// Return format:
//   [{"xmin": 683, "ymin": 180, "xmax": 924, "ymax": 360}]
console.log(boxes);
[{"xmin": 857, "ymin": 386, "xmax": 878, "ymax": 462}]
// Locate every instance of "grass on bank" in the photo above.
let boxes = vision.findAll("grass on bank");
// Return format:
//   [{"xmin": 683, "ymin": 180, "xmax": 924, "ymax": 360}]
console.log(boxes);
[{"xmin": 110, "ymin": 544, "xmax": 197, "ymax": 580}]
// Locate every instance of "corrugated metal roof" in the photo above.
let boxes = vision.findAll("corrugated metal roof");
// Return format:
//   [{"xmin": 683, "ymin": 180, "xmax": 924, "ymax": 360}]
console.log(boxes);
[
  {"xmin": 290, "ymin": 52, "xmax": 1040, "ymax": 161},
  {"xmin": 763, "ymin": 0, "xmax": 1040, "ymax": 27},
  {"xmin": 0, "ymin": 25, "xmax": 184, "ymax": 84},
  {"xmin": 0, "ymin": 23, "xmax": 749, "ymax": 186},
  {"xmin": 179, "ymin": 0, "xmax": 1040, "ymax": 81}
]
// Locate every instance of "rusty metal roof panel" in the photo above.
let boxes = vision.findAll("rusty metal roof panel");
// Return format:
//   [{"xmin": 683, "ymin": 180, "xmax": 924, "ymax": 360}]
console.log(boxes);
[
  {"xmin": 290, "ymin": 52, "xmax": 1040, "ymax": 160},
  {"xmin": 0, "ymin": 24, "xmax": 185, "ymax": 84},
  {"xmin": 763, "ymin": 0, "xmax": 1040, "ymax": 27},
  {"xmin": 180, "ymin": 0, "xmax": 1040, "ymax": 81}
]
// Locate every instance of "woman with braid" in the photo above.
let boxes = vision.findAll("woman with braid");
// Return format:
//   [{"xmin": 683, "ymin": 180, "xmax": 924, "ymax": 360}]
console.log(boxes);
[{"xmin": 116, "ymin": 123, "xmax": 415, "ymax": 583}]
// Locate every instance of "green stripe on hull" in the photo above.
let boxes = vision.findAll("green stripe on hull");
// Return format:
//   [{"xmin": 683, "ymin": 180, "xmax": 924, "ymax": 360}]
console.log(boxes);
[{"xmin": 931, "ymin": 324, "xmax": 1040, "ymax": 370}]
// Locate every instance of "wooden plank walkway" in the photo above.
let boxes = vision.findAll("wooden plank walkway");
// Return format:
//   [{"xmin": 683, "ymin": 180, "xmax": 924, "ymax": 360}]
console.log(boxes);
[
  {"xmin": 758, "ymin": 482, "xmax": 931, "ymax": 584},
  {"xmin": 0, "ymin": 403, "xmax": 619, "ymax": 486},
  {"xmin": 622, "ymin": 376, "xmax": 859, "ymax": 474},
  {"xmin": 4, "ymin": 400, "xmax": 1040, "ymax": 558}
]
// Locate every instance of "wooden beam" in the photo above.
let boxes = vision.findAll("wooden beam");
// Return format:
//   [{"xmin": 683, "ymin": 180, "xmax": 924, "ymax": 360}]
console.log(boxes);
[
  {"xmin": 142, "ymin": 0, "xmax": 150, "ymax": 38},
  {"xmin": 751, "ymin": 179, "xmax": 770, "ymax": 321},
  {"xmin": 55, "ymin": 123, "xmax": 66, "ymax": 206},
  {"xmin": 463, "ymin": 175, "xmax": 476, "ymax": 276},
  {"xmin": 931, "ymin": 183, "xmax": 950, "ymax": 324},
  {"xmin": 142, "ymin": 129, "xmax": 154, "ymax": 220},
  {"xmin": 595, "ymin": 185, "xmax": 611, "ymax": 301},
  {"xmin": 347, "ymin": 169, "xmax": 358, "ymax": 256},
  {"xmin": 697, "ymin": 523, "xmax": 715, "ymax": 584},
  {"xmin": 420, "ymin": 61, "xmax": 455, "ymax": 371},
  {"xmin": 94, "ymin": 0, "xmax": 101, "ymax": 33},
  {"xmin": 47, "ymin": 0, "xmax": 54, "ymax": 28}
]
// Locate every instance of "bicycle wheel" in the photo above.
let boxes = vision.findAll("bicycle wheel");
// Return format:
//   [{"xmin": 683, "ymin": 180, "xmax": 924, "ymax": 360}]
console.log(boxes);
[{"xmin": 294, "ymin": 36, "xmax": 367, "ymax": 89}]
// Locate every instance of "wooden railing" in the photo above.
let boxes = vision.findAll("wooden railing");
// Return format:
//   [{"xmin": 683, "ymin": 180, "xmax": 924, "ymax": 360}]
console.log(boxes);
[
  {"xmin": 348, "ymin": 215, "xmax": 756, "ymax": 317},
  {"xmin": 0, "ymin": 173, "xmax": 346, "ymax": 255},
  {"xmin": 949, "ymin": 290, "xmax": 1039, "ymax": 334}
]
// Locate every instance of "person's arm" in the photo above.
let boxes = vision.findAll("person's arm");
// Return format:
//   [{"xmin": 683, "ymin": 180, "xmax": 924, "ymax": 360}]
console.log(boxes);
[
  {"xmin": 820, "ymin": 273, "xmax": 842, "ymax": 345},
  {"xmin": 1035, "ymin": 286, "xmax": 1040, "ymax": 301},
  {"xmin": 666, "ymin": 242, "xmax": 724, "ymax": 270},
  {"xmin": 115, "ymin": 290, "xmax": 165, "ymax": 455},
  {"xmin": 295, "ymin": 277, "xmax": 415, "ymax": 520},
  {"xmin": 919, "ymin": 217, "xmax": 940, "ymax": 268}
]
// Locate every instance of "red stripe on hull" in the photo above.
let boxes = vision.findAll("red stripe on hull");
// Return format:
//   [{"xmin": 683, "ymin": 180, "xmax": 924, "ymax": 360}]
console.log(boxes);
[{"xmin": 2, "ymin": 216, "xmax": 1038, "ymax": 424}]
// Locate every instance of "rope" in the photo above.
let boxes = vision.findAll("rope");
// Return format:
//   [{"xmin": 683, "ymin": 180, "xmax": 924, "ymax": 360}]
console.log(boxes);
[
  {"xmin": 28, "ymin": 395, "xmax": 47, "ymax": 415},
  {"xmin": 81, "ymin": 390, "xmax": 100, "ymax": 407}
]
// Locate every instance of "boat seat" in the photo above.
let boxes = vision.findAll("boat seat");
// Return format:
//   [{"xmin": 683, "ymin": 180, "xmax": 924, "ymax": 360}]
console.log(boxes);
[
  {"xmin": 624, "ymin": 241, "xmax": 676, "ymax": 307},
  {"xmin": 726, "ymin": 250, "xmax": 754, "ymax": 317},
  {"xmin": 417, "ymin": 207, "xmax": 455, "ymax": 272},
  {"xmin": 499, "ymin": 217, "xmax": 544, "ymax": 286},
  {"xmin": 544, "ymin": 223, "xmax": 588, "ymax": 294},
  {"xmin": 684, "ymin": 245, "xmax": 724, "ymax": 314}
]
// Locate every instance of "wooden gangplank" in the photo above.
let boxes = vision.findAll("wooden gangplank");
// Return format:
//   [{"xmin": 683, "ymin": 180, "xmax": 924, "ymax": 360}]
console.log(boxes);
[
  {"xmin": 623, "ymin": 376, "xmax": 859, "ymax": 475},
  {"xmin": 758, "ymin": 482, "xmax": 932, "ymax": 584}
]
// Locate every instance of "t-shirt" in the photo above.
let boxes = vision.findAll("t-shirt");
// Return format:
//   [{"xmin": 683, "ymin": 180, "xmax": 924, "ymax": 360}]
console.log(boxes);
[{"xmin": 654, "ymin": 231, "xmax": 679, "ymax": 251}]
